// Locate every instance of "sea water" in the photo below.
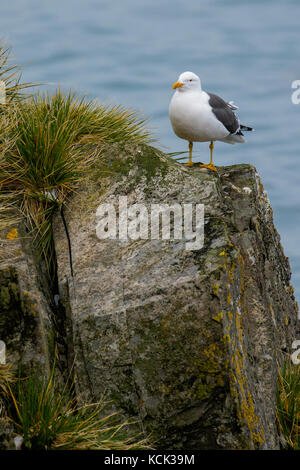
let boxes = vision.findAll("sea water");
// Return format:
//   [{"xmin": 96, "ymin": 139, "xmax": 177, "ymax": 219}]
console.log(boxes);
[{"xmin": 1, "ymin": 0, "xmax": 300, "ymax": 305}]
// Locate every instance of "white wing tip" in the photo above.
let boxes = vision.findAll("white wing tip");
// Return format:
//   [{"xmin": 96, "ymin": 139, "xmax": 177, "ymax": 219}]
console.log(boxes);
[{"xmin": 228, "ymin": 101, "xmax": 239, "ymax": 110}]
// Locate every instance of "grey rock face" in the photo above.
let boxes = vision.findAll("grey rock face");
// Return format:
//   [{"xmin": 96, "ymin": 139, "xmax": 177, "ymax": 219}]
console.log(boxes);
[
  {"xmin": 53, "ymin": 143, "xmax": 299, "ymax": 449},
  {"xmin": 0, "ymin": 227, "xmax": 51, "ymax": 374},
  {"xmin": 2, "ymin": 143, "xmax": 297, "ymax": 450},
  {"xmin": 0, "ymin": 227, "xmax": 53, "ymax": 448}
]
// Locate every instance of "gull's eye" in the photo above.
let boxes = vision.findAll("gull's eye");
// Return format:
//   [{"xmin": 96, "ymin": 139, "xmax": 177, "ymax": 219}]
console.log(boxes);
[{"xmin": 189, "ymin": 79, "xmax": 193, "ymax": 82}]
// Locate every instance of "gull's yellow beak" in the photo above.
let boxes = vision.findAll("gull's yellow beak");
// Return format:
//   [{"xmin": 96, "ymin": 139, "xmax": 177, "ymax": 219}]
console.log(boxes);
[{"xmin": 172, "ymin": 81, "xmax": 184, "ymax": 89}]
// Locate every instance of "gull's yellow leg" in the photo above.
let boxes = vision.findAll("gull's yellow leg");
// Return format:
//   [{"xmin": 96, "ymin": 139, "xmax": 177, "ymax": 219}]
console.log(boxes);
[
  {"xmin": 200, "ymin": 141, "xmax": 217, "ymax": 171},
  {"xmin": 184, "ymin": 141, "xmax": 194, "ymax": 167}
]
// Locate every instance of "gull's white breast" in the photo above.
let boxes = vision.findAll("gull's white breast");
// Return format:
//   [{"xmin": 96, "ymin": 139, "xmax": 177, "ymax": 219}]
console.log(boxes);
[{"xmin": 169, "ymin": 90, "xmax": 230, "ymax": 142}]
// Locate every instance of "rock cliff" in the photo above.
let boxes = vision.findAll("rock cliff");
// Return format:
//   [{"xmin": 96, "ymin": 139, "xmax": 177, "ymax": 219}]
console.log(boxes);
[{"xmin": 1, "ymin": 143, "xmax": 299, "ymax": 449}]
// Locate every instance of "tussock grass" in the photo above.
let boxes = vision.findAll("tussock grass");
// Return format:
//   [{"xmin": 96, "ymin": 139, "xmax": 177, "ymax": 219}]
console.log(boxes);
[
  {"xmin": 7, "ymin": 89, "xmax": 150, "ymax": 202},
  {"xmin": 0, "ymin": 114, "xmax": 20, "ymax": 231},
  {"xmin": 0, "ymin": 361, "xmax": 15, "ymax": 399},
  {"xmin": 276, "ymin": 360, "xmax": 300, "ymax": 450},
  {"xmin": 4, "ymin": 90, "xmax": 150, "ymax": 268},
  {"xmin": 0, "ymin": 43, "xmax": 36, "ymax": 235},
  {"xmin": 0, "ymin": 363, "xmax": 15, "ymax": 420},
  {"xmin": 0, "ymin": 45, "xmax": 151, "ymax": 271},
  {"xmin": 7, "ymin": 367, "xmax": 151, "ymax": 450},
  {"xmin": 0, "ymin": 45, "xmax": 35, "ymax": 104}
]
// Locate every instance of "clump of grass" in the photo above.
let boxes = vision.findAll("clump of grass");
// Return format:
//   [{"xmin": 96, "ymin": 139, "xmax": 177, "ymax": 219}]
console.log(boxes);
[
  {"xmin": 0, "ymin": 88, "xmax": 151, "ymax": 272},
  {"xmin": 7, "ymin": 368, "xmax": 151, "ymax": 450},
  {"xmin": 0, "ymin": 44, "xmax": 151, "ymax": 272},
  {"xmin": 0, "ymin": 362, "xmax": 16, "ymax": 408},
  {"xmin": 0, "ymin": 43, "xmax": 36, "ymax": 235},
  {"xmin": 7, "ymin": 89, "xmax": 150, "ymax": 200},
  {"xmin": 276, "ymin": 360, "xmax": 300, "ymax": 450},
  {"xmin": 0, "ymin": 114, "xmax": 19, "ymax": 231},
  {"xmin": 0, "ymin": 44, "xmax": 35, "ymax": 104},
  {"xmin": 0, "ymin": 351, "xmax": 15, "ymax": 416}
]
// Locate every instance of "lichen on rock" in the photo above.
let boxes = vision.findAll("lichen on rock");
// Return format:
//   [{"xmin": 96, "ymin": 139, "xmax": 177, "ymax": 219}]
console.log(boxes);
[
  {"xmin": 51, "ymin": 144, "xmax": 299, "ymax": 449},
  {"xmin": 0, "ymin": 228, "xmax": 52, "ymax": 374},
  {"xmin": 1, "ymin": 143, "xmax": 299, "ymax": 450}
]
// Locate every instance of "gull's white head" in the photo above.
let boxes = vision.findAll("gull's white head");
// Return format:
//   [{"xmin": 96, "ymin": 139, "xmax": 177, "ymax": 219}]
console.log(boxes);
[{"xmin": 172, "ymin": 71, "xmax": 201, "ymax": 92}]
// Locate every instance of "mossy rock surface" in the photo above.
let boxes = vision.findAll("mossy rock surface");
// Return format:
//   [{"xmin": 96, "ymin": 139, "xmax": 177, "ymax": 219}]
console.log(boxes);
[
  {"xmin": 5, "ymin": 143, "xmax": 298, "ymax": 449},
  {"xmin": 0, "ymin": 228, "xmax": 52, "ymax": 376},
  {"xmin": 52, "ymin": 144, "xmax": 300, "ymax": 449}
]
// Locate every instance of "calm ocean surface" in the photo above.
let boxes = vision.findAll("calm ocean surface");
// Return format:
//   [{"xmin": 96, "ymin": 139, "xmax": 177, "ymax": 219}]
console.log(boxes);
[{"xmin": 1, "ymin": 0, "xmax": 300, "ymax": 305}]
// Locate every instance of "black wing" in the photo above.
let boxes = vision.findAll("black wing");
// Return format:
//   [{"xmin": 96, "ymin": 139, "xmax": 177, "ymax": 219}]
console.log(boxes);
[{"xmin": 207, "ymin": 93, "xmax": 240, "ymax": 135}]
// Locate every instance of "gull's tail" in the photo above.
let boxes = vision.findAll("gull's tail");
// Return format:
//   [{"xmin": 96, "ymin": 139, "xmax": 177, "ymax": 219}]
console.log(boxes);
[
  {"xmin": 220, "ymin": 123, "xmax": 254, "ymax": 144},
  {"xmin": 221, "ymin": 133, "xmax": 246, "ymax": 144},
  {"xmin": 240, "ymin": 124, "xmax": 254, "ymax": 132}
]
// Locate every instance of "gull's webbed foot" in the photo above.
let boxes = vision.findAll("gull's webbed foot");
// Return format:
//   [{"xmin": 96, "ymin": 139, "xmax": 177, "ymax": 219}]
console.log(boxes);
[{"xmin": 200, "ymin": 163, "xmax": 217, "ymax": 172}]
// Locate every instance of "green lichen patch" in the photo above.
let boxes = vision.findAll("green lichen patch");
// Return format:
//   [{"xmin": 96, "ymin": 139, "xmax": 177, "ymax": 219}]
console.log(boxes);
[
  {"xmin": 135, "ymin": 146, "xmax": 169, "ymax": 183},
  {"xmin": 88, "ymin": 143, "xmax": 169, "ymax": 184}
]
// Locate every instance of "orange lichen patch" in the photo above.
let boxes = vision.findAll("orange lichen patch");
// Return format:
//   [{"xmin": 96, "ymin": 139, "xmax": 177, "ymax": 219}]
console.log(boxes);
[
  {"xmin": 227, "ymin": 262, "xmax": 236, "ymax": 284},
  {"xmin": 222, "ymin": 250, "xmax": 237, "ymax": 285},
  {"xmin": 223, "ymin": 333, "xmax": 231, "ymax": 344},
  {"xmin": 220, "ymin": 249, "xmax": 265, "ymax": 447},
  {"xmin": 212, "ymin": 283, "xmax": 219, "ymax": 297},
  {"xmin": 213, "ymin": 311, "xmax": 223, "ymax": 323},
  {"xmin": 203, "ymin": 343, "xmax": 222, "ymax": 363},
  {"xmin": 228, "ymin": 303, "xmax": 264, "ymax": 444},
  {"xmin": 227, "ymin": 311, "xmax": 233, "ymax": 322},
  {"xmin": 193, "ymin": 337, "xmax": 228, "ymax": 400},
  {"xmin": 217, "ymin": 376, "xmax": 225, "ymax": 387},
  {"xmin": 230, "ymin": 347, "xmax": 265, "ymax": 446},
  {"xmin": 6, "ymin": 228, "xmax": 18, "ymax": 240}
]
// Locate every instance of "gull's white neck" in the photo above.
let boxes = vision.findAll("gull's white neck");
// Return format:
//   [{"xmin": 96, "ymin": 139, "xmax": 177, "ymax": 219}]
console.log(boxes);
[{"xmin": 177, "ymin": 83, "xmax": 202, "ymax": 95}]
